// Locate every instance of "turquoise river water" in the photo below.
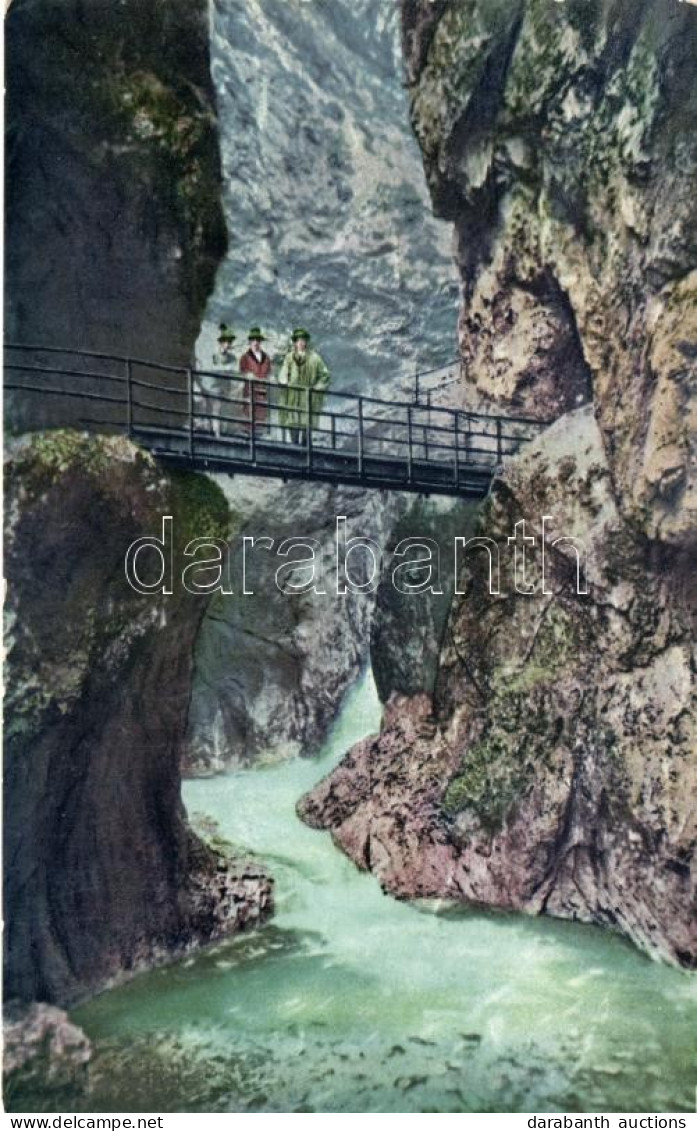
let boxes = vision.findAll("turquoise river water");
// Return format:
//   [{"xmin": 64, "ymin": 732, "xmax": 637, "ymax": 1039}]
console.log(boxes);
[{"xmin": 68, "ymin": 669, "xmax": 695, "ymax": 1113}]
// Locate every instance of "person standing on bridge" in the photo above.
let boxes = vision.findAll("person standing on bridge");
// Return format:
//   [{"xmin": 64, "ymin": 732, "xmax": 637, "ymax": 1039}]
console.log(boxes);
[
  {"xmin": 278, "ymin": 328, "xmax": 330, "ymax": 445},
  {"xmin": 240, "ymin": 327, "xmax": 272, "ymax": 434},
  {"xmin": 203, "ymin": 322, "xmax": 238, "ymax": 436}
]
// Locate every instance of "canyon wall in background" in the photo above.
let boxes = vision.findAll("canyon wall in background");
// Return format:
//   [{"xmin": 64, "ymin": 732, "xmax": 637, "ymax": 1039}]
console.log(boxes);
[
  {"xmin": 184, "ymin": 478, "xmax": 401, "ymax": 772},
  {"xmin": 185, "ymin": 0, "xmax": 466, "ymax": 772}
]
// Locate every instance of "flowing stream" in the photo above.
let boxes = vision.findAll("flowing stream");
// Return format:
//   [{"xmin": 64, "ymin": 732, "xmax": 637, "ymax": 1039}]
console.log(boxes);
[{"xmin": 73, "ymin": 669, "xmax": 696, "ymax": 1113}]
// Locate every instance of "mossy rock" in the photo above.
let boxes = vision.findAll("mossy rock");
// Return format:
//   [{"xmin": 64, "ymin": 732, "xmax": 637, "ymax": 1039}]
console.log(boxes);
[
  {"xmin": 442, "ymin": 731, "xmax": 528, "ymax": 831},
  {"xmin": 166, "ymin": 467, "xmax": 233, "ymax": 548},
  {"xmin": 442, "ymin": 689, "xmax": 562, "ymax": 831},
  {"xmin": 15, "ymin": 430, "xmax": 155, "ymax": 493}
]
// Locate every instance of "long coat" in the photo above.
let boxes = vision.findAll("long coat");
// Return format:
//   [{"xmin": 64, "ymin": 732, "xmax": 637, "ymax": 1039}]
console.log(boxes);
[
  {"xmin": 278, "ymin": 349, "xmax": 330, "ymax": 430},
  {"xmin": 240, "ymin": 347, "xmax": 272, "ymax": 426},
  {"xmin": 198, "ymin": 348, "xmax": 238, "ymax": 429}
]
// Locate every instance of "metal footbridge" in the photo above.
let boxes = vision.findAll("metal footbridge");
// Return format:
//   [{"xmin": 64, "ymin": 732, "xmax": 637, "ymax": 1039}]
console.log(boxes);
[{"xmin": 5, "ymin": 344, "xmax": 545, "ymax": 498}]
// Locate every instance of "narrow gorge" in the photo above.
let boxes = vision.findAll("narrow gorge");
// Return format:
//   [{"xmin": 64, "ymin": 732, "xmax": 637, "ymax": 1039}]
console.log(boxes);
[{"xmin": 3, "ymin": 0, "xmax": 696, "ymax": 1115}]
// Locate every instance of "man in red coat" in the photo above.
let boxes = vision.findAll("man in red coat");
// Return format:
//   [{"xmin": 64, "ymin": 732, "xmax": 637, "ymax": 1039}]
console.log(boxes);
[{"xmin": 240, "ymin": 327, "xmax": 272, "ymax": 433}]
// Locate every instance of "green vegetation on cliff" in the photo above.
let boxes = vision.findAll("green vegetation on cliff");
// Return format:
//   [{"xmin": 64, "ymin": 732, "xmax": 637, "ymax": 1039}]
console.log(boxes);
[{"xmin": 167, "ymin": 467, "xmax": 233, "ymax": 548}]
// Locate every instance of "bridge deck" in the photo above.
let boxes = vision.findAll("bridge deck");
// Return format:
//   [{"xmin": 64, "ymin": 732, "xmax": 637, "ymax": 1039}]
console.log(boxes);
[
  {"xmin": 135, "ymin": 425, "xmax": 494, "ymax": 498},
  {"xmin": 4, "ymin": 344, "xmax": 545, "ymax": 498}
]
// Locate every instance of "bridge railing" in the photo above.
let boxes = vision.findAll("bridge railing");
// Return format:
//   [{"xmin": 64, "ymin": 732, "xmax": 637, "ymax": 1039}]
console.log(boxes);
[{"xmin": 5, "ymin": 343, "xmax": 546, "ymax": 491}]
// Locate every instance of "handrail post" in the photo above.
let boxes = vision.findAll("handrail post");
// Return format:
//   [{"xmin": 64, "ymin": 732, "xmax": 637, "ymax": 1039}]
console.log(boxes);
[
  {"xmin": 250, "ymin": 378, "xmax": 257, "ymax": 464},
  {"xmin": 187, "ymin": 367, "xmax": 194, "ymax": 462},
  {"xmin": 453, "ymin": 410, "xmax": 459, "ymax": 487},
  {"xmin": 496, "ymin": 417, "xmax": 503, "ymax": 464},
  {"xmin": 306, "ymin": 386, "xmax": 313, "ymax": 471},
  {"xmin": 357, "ymin": 396, "xmax": 364, "ymax": 478},
  {"xmin": 331, "ymin": 412, "xmax": 336, "ymax": 450},
  {"xmin": 415, "ymin": 368, "xmax": 420, "ymax": 406},
  {"xmin": 407, "ymin": 405, "xmax": 413, "ymax": 484},
  {"xmin": 125, "ymin": 358, "xmax": 133, "ymax": 437}
]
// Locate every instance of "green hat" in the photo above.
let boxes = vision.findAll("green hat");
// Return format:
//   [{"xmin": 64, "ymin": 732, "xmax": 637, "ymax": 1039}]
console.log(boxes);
[
  {"xmin": 218, "ymin": 323, "xmax": 236, "ymax": 343},
  {"xmin": 292, "ymin": 327, "xmax": 311, "ymax": 342},
  {"xmin": 248, "ymin": 327, "xmax": 267, "ymax": 340}
]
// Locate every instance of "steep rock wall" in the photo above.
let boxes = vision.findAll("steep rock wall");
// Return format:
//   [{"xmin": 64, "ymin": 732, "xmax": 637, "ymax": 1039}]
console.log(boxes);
[
  {"xmin": 5, "ymin": 0, "xmax": 226, "ymax": 393},
  {"xmin": 300, "ymin": 0, "xmax": 697, "ymax": 966},
  {"xmin": 402, "ymin": 0, "xmax": 696, "ymax": 546},
  {"xmin": 4, "ymin": 434, "xmax": 272, "ymax": 1005},
  {"xmin": 300, "ymin": 408, "xmax": 696, "ymax": 965},
  {"xmin": 198, "ymin": 0, "xmax": 459, "ymax": 392}
]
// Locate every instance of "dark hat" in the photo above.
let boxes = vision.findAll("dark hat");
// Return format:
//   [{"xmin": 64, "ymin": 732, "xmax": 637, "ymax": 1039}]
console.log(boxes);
[
  {"xmin": 291, "ymin": 327, "xmax": 311, "ymax": 342},
  {"xmin": 218, "ymin": 322, "xmax": 236, "ymax": 342},
  {"xmin": 248, "ymin": 327, "xmax": 267, "ymax": 340}
]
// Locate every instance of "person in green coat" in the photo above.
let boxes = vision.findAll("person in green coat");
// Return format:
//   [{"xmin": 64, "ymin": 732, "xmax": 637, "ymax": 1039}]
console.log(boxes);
[{"xmin": 278, "ymin": 328, "xmax": 330, "ymax": 444}]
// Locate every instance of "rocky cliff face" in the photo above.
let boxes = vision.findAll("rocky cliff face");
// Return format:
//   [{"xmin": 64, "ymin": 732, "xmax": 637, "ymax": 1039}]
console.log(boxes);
[
  {"xmin": 301, "ymin": 408, "xmax": 696, "ymax": 965},
  {"xmin": 5, "ymin": 0, "xmax": 226, "ymax": 389},
  {"xmin": 300, "ymin": 0, "xmax": 696, "ymax": 966},
  {"xmin": 401, "ymin": 0, "xmax": 696, "ymax": 544},
  {"xmin": 4, "ymin": 434, "xmax": 272, "ymax": 1006},
  {"xmin": 184, "ymin": 477, "xmax": 401, "ymax": 773}
]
